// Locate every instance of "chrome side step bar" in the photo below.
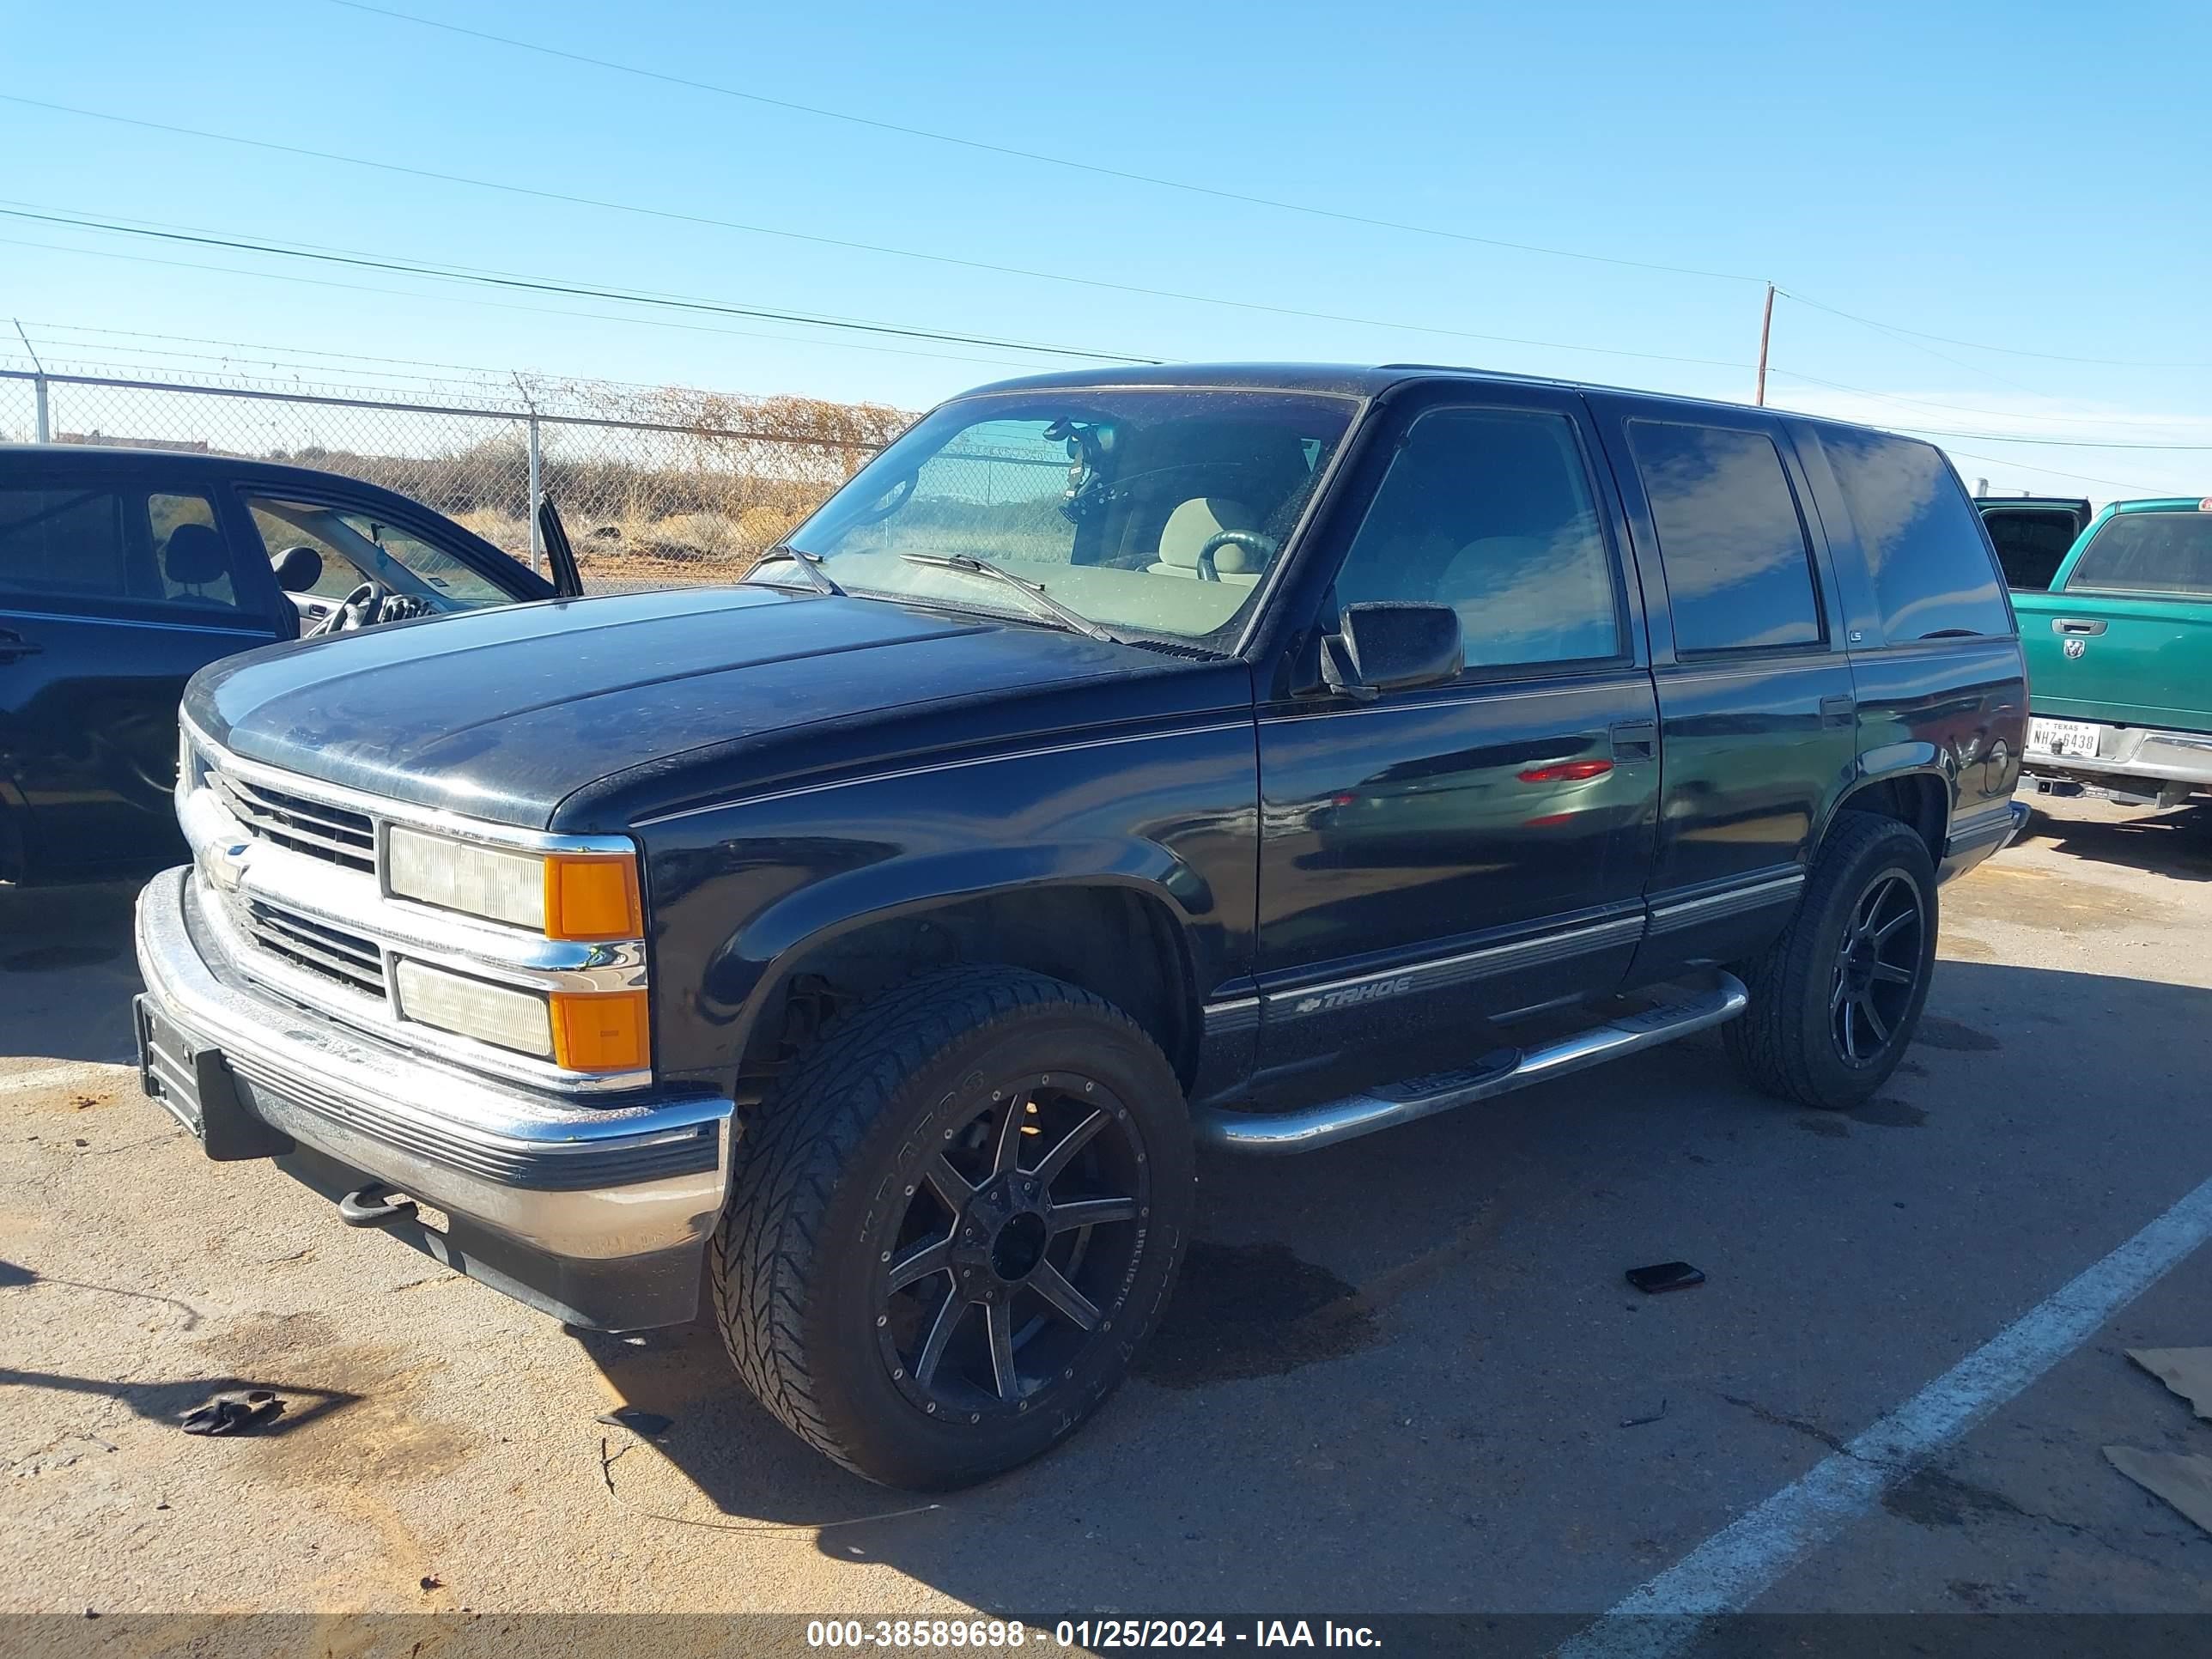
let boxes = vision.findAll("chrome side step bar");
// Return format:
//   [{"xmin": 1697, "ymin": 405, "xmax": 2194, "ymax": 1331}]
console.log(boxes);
[{"xmin": 1194, "ymin": 972, "xmax": 1749, "ymax": 1156}]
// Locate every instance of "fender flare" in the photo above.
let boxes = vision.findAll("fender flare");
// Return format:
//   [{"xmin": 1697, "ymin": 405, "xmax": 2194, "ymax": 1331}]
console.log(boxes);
[
  {"xmin": 707, "ymin": 837, "xmax": 1213, "ymax": 1050},
  {"xmin": 1817, "ymin": 742, "xmax": 1956, "ymax": 850}
]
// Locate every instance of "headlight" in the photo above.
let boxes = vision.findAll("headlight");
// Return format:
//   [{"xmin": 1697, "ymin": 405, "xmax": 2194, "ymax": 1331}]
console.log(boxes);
[
  {"xmin": 393, "ymin": 958, "xmax": 554, "ymax": 1057},
  {"xmin": 392, "ymin": 958, "xmax": 651, "ymax": 1072},
  {"xmin": 386, "ymin": 825, "xmax": 642, "ymax": 940}
]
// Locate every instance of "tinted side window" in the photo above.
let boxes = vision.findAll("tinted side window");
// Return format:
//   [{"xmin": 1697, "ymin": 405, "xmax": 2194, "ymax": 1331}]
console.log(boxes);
[
  {"xmin": 1628, "ymin": 421, "xmax": 1821, "ymax": 653},
  {"xmin": 149, "ymin": 492, "xmax": 244, "ymax": 611},
  {"xmin": 0, "ymin": 488, "xmax": 131, "ymax": 600},
  {"xmin": 2066, "ymin": 512, "xmax": 2212, "ymax": 599},
  {"xmin": 1333, "ymin": 407, "xmax": 1621, "ymax": 669},
  {"xmin": 1820, "ymin": 431, "xmax": 2010, "ymax": 639}
]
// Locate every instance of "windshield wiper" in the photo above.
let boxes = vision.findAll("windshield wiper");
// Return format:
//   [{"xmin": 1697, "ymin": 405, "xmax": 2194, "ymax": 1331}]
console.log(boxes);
[
  {"xmin": 898, "ymin": 552, "xmax": 1117, "ymax": 643},
  {"xmin": 748, "ymin": 544, "xmax": 845, "ymax": 598}
]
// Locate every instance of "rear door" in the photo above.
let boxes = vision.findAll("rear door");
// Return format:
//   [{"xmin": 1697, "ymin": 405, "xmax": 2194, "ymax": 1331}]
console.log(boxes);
[
  {"xmin": 1589, "ymin": 398, "xmax": 1858, "ymax": 979},
  {"xmin": 0, "ymin": 459, "xmax": 289, "ymax": 877},
  {"xmin": 1252, "ymin": 384, "xmax": 1660, "ymax": 1100}
]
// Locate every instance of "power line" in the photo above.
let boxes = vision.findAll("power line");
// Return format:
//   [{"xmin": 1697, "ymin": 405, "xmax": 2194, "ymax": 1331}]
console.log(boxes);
[
  {"xmin": 1878, "ymin": 422, "xmax": 2212, "ymax": 452},
  {"xmin": 1932, "ymin": 446, "xmax": 2166, "ymax": 496},
  {"xmin": 322, "ymin": 0, "xmax": 1768, "ymax": 288},
  {"xmin": 1777, "ymin": 289, "xmax": 2055, "ymax": 401},
  {"xmin": 1780, "ymin": 288, "xmax": 2212, "ymax": 371},
  {"xmin": 0, "ymin": 97, "xmax": 1756, "ymax": 374},
  {"xmin": 1769, "ymin": 367, "xmax": 2212, "ymax": 432},
  {"xmin": 0, "ymin": 234, "xmax": 1061, "ymax": 374},
  {"xmin": 13, "ymin": 319, "xmax": 765, "ymax": 395},
  {"xmin": 0, "ymin": 205, "xmax": 1156, "ymax": 364}
]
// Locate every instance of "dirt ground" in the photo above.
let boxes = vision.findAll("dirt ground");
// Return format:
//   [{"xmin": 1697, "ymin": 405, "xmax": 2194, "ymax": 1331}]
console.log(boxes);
[{"xmin": 4, "ymin": 793, "xmax": 2212, "ymax": 1650}]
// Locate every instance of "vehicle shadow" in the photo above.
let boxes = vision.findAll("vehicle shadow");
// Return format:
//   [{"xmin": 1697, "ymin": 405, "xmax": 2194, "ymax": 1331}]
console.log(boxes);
[
  {"xmin": 0, "ymin": 878, "xmax": 146, "ymax": 1064},
  {"xmin": 2016, "ymin": 795, "xmax": 2212, "ymax": 884},
  {"xmin": 569, "ymin": 957, "xmax": 2212, "ymax": 1620}
]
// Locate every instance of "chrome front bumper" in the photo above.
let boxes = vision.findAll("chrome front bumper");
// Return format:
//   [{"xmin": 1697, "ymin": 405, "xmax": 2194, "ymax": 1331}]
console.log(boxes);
[{"xmin": 135, "ymin": 867, "xmax": 733, "ymax": 1328}]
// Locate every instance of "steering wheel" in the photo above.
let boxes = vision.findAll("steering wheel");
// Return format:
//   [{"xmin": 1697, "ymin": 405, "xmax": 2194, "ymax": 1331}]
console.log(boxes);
[
  {"xmin": 1194, "ymin": 530, "xmax": 1277, "ymax": 583},
  {"xmin": 305, "ymin": 579, "xmax": 392, "ymax": 638}
]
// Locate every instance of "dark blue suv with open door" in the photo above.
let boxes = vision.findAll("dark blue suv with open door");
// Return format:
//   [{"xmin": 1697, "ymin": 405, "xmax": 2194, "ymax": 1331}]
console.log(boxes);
[{"xmin": 0, "ymin": 446, "xmax": 575, "ymax": 884}]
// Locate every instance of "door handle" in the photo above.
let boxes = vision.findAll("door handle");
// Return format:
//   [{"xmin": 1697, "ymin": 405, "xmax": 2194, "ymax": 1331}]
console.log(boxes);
[
  {"xmin": 1609, "ymin": 720, "xmax": 1656, "ymax": 762},
  {"xmin": 0, "ymin": 630, "xmax": 43, "ymax": 663},
  {"xmin": 1820, "ymin": 695, "xmax": 1856, "ymax": 725},
  {"xmin": 2052, "ymin": 618, "xmax": 2107, "ymax": 636}
]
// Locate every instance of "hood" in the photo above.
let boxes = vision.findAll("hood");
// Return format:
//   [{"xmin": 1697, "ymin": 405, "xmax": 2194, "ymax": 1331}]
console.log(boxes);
[{"xmin": 186, "ymin": 586, "xmax": 1170, "ymax": 828}]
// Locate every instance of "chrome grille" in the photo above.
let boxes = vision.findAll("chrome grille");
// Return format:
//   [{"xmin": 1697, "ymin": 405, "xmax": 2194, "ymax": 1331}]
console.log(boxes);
[
  {"xmin": 210, "ymin": 768, "xmax": 376, "ymax": 872},
  {"xmin": 244, "ymin": 899, "xmax": 387, "ymax": 997}
]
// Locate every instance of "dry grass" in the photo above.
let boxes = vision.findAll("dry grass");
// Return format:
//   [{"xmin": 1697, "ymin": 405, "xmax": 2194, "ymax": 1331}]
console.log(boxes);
[{"xmin": 269, "ymin": 384, "xmax": 910, "ymax": 588}]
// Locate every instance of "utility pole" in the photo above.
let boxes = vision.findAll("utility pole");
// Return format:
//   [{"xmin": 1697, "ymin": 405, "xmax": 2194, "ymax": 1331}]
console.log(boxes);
[
  {"xmin": 14, "ymin": 319, "xmax": 49, "ymax": 442},
  {"xmin": 1753, "ymin": 283, "xmax": 1775, "ymax": 407},
  {"xmin": 513, "ymin": 371, "xmax": 543, "ymax": 574}
]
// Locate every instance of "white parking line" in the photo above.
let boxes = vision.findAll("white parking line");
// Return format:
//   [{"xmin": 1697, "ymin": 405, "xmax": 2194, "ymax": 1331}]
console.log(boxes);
[{"xmin": 1558, "ymin": 1170, "xmax": 2212, "ymax": 1659}]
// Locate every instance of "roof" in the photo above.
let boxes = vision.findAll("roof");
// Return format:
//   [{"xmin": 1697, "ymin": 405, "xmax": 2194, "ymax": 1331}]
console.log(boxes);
[
  {"xmin": 0, "ymin": 443, "xmax": 428, "ymax": 498},
  {"xmin": 956, "ymin": 361, "xmax": 1914, "ymax": 437}
]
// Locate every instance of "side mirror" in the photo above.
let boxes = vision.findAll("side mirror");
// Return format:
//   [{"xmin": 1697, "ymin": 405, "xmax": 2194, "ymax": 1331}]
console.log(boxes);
[
  {"xmin": 1320, "ymin": 602, "xmax": 1464, "ymax": 700},
  {"xmin": 270, "ymin": 545, "xmax": 324, "ymax": 594}
]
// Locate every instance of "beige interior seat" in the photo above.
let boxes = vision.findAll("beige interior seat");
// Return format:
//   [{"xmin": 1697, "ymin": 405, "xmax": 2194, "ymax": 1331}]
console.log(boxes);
[{"xmin": 1149, "ymin": 497, "xmax": 1265, "ymax": 587}]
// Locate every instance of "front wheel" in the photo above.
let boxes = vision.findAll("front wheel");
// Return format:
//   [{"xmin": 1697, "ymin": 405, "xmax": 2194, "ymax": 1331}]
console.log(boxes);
[
  {"xmin": 1724, "ymin": 812, "xmax": 1939, "ymax": 1109},
  {"xmin": 713, "ymin": 966, "xmax": 1194, "ymax": 1489}
]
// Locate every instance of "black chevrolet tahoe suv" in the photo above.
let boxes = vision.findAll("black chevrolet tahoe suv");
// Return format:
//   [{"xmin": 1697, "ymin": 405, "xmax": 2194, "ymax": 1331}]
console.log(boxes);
[{"xmin": 132, "ymin": 364, "xmax": 2028, "ymax": 1488}]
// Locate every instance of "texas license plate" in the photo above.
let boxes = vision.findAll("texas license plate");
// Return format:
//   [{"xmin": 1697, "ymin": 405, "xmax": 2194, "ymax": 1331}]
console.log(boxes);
[{"xmin": 2027, "ymin": 718, "xmax": 2101, "ymax": 759}]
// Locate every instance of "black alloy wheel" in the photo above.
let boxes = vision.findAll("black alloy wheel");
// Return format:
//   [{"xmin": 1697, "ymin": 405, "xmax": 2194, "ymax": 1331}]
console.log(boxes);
[
  {"xmin": 1723, "ymin": 811, "xmax": 1940, "ymax": 1110},
  {"xmin": 879, "ymin": 1073, "xmax": 1149, "ymax": 1419},
  {"xmin": 714, "ymin": 965, "xmax": 1194, "ymax": 1489},
  {"xmin": 1830, "ymin": 869, "xmax": 1926, "ymax": 1065}
]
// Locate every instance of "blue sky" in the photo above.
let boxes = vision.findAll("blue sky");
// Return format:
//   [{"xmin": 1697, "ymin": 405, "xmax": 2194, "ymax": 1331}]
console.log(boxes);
[{"xmin": 3, "ymin": 0, "xmax": 2208, "ymax": 501}]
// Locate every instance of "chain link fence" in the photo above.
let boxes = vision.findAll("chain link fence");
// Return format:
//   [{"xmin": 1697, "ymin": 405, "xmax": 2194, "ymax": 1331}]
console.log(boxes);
[{"xmin": 0, "ymin": 365, "xmax": 911, "ymax": 591}]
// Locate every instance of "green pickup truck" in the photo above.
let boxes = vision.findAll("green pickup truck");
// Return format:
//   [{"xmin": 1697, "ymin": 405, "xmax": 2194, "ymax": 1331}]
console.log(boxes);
[{"xmin": 2014, "ymin": 497, "xmax": 2212, "ymax": 805}]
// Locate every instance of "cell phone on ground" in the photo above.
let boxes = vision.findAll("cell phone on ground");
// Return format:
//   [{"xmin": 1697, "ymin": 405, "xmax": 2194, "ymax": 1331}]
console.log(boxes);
[{"xmin": 1626, "ymin": 1261, "xmax": 1705, "ymax": 1294}]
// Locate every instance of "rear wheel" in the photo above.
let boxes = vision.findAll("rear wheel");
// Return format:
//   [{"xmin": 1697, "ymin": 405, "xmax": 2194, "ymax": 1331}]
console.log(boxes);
[
  {"xmin": 1724, "ymin": 812, "xmax": 1938, "ymax": 1109},
  {"xmin": 713, "ymin": 966, "xmax": 1194, "ymax": 1489}
]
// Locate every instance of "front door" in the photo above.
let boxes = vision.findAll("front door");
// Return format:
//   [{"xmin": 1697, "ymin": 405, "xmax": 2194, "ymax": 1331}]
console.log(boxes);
[
  {"xmin": 1252, "ymin": 386, "xmax": 1660, "ymax": 1103},
  {"xmin": 0, "ymin": 464, "xmax": 286, "ymax": 878}
]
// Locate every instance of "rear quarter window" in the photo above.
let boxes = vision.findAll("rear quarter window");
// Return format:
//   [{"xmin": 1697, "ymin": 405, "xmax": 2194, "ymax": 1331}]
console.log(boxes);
[
  {"xmin": 0, "ymin": 487, "xmax": 131, "ymax": 600},
  {"xmin": 1821, "ymin": 429, "xmax": 2013, "ymax": 639},
  {"xmin": 2065, "ymin": 511, "xmax": 2212, "ymax": 599}
]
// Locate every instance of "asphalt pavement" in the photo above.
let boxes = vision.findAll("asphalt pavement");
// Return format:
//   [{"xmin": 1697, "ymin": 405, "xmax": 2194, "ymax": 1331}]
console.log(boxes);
[{"xmin": 4, "ymin": 793, "xmax": 2211, "ymax": 1649}]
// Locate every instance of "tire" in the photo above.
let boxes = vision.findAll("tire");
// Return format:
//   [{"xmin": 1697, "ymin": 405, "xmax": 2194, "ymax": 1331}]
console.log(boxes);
[
  {"xmin": 1723, "ymin": 812, "xmax": 1939, "ymax": 1110},
  {"xmin": 712, "ymin": 965, "xmax": 1195, "ymax": 1490}
]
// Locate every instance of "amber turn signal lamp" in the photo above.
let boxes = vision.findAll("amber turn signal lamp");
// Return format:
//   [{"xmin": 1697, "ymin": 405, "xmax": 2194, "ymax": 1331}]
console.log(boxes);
[
  {"xmin": 543, "ymin": 854, "xmax": 643, "ymax": 941},
  {"xmin": 550, "ymin": 989, "xmax": 652, "ymax": 1073}
]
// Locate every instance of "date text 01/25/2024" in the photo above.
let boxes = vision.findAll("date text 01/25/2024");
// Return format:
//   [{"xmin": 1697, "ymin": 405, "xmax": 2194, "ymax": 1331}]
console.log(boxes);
[{"xmin": 805, "ymin": 1620, "xmax": 1382, "ymax": 1650}]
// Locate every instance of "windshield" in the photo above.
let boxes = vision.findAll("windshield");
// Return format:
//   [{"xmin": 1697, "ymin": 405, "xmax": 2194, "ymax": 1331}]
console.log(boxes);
[
  {"xmin": 2065, "ymin": 509, "xmax": 2212, "ymax": 599},
  {"xmin": 772, "ymin": 387, "xmax": 1359, "ymax": 642}
]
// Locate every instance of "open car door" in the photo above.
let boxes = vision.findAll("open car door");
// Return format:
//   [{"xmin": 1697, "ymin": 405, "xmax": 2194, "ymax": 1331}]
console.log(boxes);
[{"xmin": 538, "ymin": 498, "xmax": 585, "ymax": 599}]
